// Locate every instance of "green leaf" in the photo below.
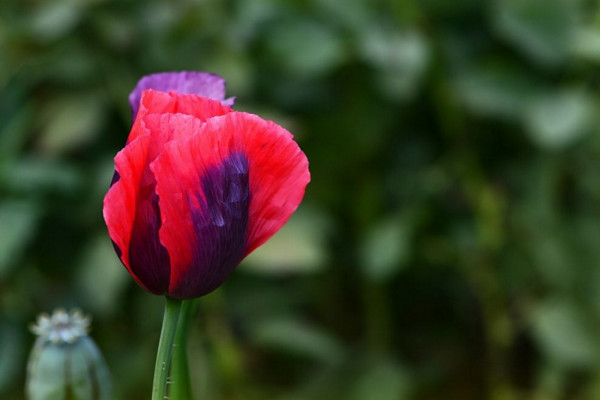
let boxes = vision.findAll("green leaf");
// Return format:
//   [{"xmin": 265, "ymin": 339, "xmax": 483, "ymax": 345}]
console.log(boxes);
[
  {"xmin": 76, "ymin": 235, "xmax": 130, "ymax": 315},
  {"xmin": 531, "ymin": 299, "xmax": 597, "ymax": 367},
  {"xmin": 572, "ymin": 27, "xmax": 600, "ymax": 63},
  {"xmin": 359, "ymin": 28, "xmax": 429, "ymax": 99},
  {"xmin": 39, "ymin": 95, "xmax": 104, "ymax": 155},
  {"xmin": 493, "ymin": 0, "xmax": 580, "ymax": 66},
  {"xmin": 251, "ymin": 317, "xmax": 343, "ymax": 364},
  {"xmin": 313, "ymin": 0, "xmax": 372, "ymax": 31},
  {"xmin": 1, "ymin": 158, "xmax": 81, "ymax": 194},
  {"xmin": 267, "ymin": 20, "xmax": 347, "ymax": 78},
  {"xmin": 244, "ymin": 207, "xmax": 329, "ymax": 275},
  {"xmin": 454, "ymin": 63, "xmax": 542, "ymax": 119},
  {"xmin": 524, "ymin": 88, "xmax": 594, "ymax": 150},
  {"xmin": 351, "ymin": 359, "xmax": 411, "ymax": 400},
  {"xmin": 0, "ymin": 201, "xmax": 39, "ymax": 278},
  {"xmin": 28, "ymin": 0, "xmax": 83, "ymax": 42},
  {"xmin": 360, "ymin": 215, "xmax": 412, "ymax": 282}
]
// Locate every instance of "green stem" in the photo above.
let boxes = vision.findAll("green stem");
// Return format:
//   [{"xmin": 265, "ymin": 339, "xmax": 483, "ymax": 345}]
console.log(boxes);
[
  {"xmin": 152, "ymin": 297, "xmax": 183, "ymax": 400},
  {"xmin": 170, "ymin": 299, "xmax": 197, "ymax": 400}
]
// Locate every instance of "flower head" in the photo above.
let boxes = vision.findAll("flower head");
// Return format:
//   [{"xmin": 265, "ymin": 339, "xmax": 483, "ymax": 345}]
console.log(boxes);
[
  {"xmin": 30, "ymin": 308, "xmax": 90, "ymax": 344},
  {"xmin": 103, "ymin": 72, "xmax": 310, "ymax": 299}
]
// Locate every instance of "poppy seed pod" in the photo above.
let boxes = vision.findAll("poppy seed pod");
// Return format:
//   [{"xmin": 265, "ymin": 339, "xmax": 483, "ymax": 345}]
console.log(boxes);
[{"xmin": 26, "ymin": 309, "xmax": 112, "ymax": 400}]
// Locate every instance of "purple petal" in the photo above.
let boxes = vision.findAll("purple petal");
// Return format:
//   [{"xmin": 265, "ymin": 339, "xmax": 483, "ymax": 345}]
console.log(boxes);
[
  {"xmin": 222, "ymin": 97, "xmax": 236, "ymax": 107},
  {"xmin": 127, "ymin": 190, "xmax": 171, "ymax": 295},
  {"xmin": 171, "ymin": 151, "xmax": 250, "ymax": 299},
  {"xmin": 129, "ymin": 71, "xmax": 230, "ymax": 121}
]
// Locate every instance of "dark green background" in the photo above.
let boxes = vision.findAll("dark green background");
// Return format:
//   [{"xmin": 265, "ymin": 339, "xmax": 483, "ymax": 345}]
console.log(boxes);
[{"xmin": 3, "ymin": 0, "xmax": 600, "ymax": 398}]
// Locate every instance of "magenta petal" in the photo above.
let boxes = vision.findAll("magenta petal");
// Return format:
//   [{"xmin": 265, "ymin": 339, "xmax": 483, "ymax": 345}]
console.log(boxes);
[{"xmin": 129, "ymin": 71, "xmax": 230, "ymax": 121}]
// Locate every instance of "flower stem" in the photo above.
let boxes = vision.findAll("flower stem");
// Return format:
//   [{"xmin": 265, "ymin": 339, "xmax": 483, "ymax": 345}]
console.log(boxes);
[
  {"xmin": 170, "ymin": 299, "xmax": 197, "ymax": 400},
  {"xmin": 152, "ymin": 297, "xmax": 183, "ymax": 400}
]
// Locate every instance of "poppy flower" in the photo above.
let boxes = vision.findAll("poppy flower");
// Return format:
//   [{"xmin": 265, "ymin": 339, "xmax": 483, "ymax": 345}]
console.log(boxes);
[{"xmin": 103, "ymin": 72, "xmax": 310, "ymax": 300}]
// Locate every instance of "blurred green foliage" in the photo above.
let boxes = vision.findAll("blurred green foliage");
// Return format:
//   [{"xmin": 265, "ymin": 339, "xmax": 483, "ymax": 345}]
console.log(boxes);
[{"xmin": 2, "ymin": 0, "xmax": 600, "ymax": 398}]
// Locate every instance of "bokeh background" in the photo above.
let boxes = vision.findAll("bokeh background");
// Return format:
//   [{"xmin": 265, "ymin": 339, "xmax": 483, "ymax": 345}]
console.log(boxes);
[{"xmin": 3, "ymin": 0, "xmax": 600, "ymax": 398}]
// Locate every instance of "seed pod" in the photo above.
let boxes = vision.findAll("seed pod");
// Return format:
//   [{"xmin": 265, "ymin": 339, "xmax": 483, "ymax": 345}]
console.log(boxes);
[{"xmin": 26, "ymin": 309, "xmax": 112, "ymax": 400}]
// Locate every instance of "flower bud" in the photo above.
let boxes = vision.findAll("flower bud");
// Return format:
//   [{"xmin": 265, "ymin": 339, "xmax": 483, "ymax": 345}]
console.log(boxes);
[{"xmin": 26, "ymin": 309, "xmax": 112, "ymax": 400}]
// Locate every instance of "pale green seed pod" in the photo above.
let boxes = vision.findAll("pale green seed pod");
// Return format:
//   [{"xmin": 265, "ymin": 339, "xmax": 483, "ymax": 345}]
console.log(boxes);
[{"xmin": 26, "ymin": 309, "xmax": 112, "ymax": 400}]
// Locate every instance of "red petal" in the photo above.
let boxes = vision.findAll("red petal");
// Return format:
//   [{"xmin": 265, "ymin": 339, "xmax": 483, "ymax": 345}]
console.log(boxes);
[
  {"xmin": 149, "ymin": 112, "xmax": 309, "ymax": 299},
  {"xmin": 240, "ymin": 115, "xmax": 310, "ymax": 255},
  {"xmin": 103, "ymin": 135, "xmax": 155, "ymax": 291},
  {"xmin": 104, "ymin": 91, "xmax": 233, "ymax": 294},
  {"xmin": 127, "ymin": 89, "xmax": 233, "ymax": 144}
]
